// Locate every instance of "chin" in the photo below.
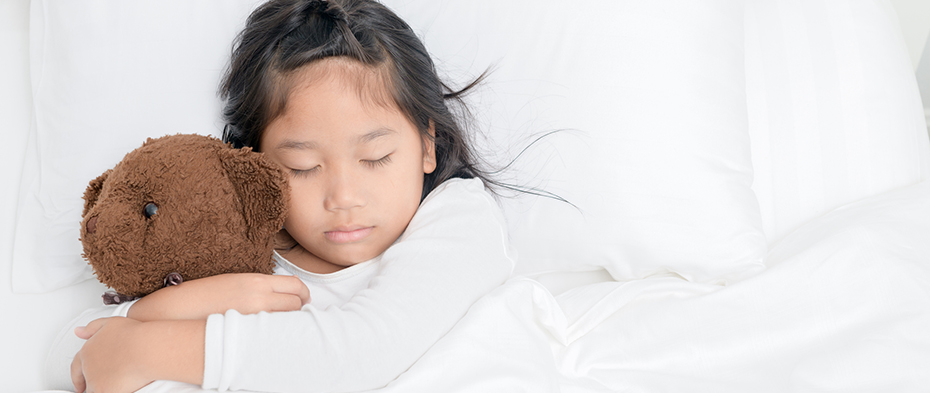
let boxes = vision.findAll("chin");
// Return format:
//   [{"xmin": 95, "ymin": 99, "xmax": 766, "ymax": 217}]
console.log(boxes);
[{"xmin": 328, "ymin": 248, "xmax": 379, "ymax": 266}]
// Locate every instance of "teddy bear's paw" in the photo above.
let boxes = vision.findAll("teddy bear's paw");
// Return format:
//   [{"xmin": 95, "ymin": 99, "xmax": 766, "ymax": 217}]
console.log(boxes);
[
  {"xmin": 164, "ymin": 272, "xmax": 184, "ymax": 287},
  {"xmin": 102, "ymin": 290, "xmax": 140, "ymax": 305}
]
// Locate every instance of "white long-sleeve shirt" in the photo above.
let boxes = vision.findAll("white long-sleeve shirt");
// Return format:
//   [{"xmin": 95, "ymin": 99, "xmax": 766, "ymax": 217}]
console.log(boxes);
[{"xmin": 46, "ymin": 178, "xmax": 515, "ymax": 392}]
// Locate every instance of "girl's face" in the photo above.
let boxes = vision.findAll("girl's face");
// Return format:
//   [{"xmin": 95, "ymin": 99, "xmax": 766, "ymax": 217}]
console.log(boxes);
[{"xmin": 262, "ymin": 60, "xmax": 436, "ymax": 272}]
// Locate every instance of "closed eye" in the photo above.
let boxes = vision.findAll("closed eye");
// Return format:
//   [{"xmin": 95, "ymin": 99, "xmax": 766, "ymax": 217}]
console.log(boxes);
[
  {"xmin": 291, "ymin": 166, "xmax": 320, "ymax": 178},
  {"xmin": 362, "ymin": 154, "xmax": 392, "ymax": 168}
]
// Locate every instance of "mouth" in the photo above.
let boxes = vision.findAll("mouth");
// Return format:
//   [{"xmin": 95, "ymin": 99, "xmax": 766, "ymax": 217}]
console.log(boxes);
[{"xmin": 324, "ymin": 226, "xmax": 374, "ymax": 244}]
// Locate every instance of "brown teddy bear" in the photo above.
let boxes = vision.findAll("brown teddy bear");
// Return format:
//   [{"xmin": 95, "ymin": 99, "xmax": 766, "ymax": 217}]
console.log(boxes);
[{"xmin": 80, "ymin": 134, "xmax": 289, "ymax": 304}]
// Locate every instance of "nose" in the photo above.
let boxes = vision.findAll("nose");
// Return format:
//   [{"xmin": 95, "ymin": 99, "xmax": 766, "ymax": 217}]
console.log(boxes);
[
  {"xmin": 323, "ymin": 167, "xmax": 366, "ymax": 211},
  {"xmin": 86, "ymin": 216, "xmax": 98, "ymax": 234}
]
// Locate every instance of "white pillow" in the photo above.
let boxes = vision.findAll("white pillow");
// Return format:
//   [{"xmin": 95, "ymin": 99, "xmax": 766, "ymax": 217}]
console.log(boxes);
[
  {"xmin": 12, "ymin": 0, "xmax": 263, "ymax": 293},
  {"xmin": 745, "ymin": 0, "xmax": 930, "ymax": 245},
  {"xmin": 13, "ymin": 0, "xmax": 767, "ymax": 293},
  {"xmin": 393, "ymin": 0, "xmax": 767, "ymax": 282}
]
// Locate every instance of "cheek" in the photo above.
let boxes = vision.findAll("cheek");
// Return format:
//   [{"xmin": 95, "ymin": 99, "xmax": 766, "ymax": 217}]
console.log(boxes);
[
  {"xmin": 391, "ymin": 164, "xmax": 426, "ymax": 215},
  {"xmin": 385, "ymin": 158, "xmax": 426, "ymax": 203},
  {"xmin": 284, "ymin": 183, "xmax": 322, "ymax": 225}
]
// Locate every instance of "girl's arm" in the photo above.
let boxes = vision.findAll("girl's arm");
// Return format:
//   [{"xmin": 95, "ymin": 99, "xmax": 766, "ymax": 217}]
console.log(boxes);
[
  {"xmin": 126, "ymin": 273, "xmax": 310, "ymax": 321},
  {"xmin": 72, "ymin": 178, "xmax": 514, "ymax": 393}
]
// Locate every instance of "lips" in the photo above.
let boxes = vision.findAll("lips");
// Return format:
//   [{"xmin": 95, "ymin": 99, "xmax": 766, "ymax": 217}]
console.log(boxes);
[{"xmin": 324, "ymin": 226, "xmax": 373, "ymax": 244}]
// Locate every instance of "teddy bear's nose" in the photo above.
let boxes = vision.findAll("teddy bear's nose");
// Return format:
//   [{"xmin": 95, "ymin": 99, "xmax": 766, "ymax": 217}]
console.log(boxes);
[{"xmin": 86, "ymin": 216, "xmax": 98, "ymax": 234}]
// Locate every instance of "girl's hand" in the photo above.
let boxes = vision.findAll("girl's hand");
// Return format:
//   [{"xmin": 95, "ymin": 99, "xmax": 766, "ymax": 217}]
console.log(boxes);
[
  {"xmin": 127, "ymin": 273, "xmax": 310, "ymax": 321},
  {"xmin": 71, "ymin": 317, "xmax": 206, "ymax": 393},
  {"xmin": 70, "ymin": 317, "xmax": 150, "ymax": 393}
]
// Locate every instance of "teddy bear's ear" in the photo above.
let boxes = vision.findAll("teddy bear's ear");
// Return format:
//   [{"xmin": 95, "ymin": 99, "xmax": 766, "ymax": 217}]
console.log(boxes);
[
  {"xmin": 82, "ymin": 169, "xmax": 111, "ymax": 217},
  {"xmin": 217, "ymin": 147, "xmax": 290, "ymax": 242}
]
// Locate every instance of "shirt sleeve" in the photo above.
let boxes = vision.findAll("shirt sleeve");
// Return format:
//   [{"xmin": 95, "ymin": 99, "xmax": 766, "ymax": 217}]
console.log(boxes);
[
  {"xmin": 43, "ymin": 300, "xmax": 136, "ymax": 390},
  {"xmin": 202, "ymin": 178, "xmax": 516, "ymax": 392}
]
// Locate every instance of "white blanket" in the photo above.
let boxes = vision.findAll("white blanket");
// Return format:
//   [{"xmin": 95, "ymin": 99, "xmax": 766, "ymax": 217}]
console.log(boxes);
[{"xmin": 57, "ymin": 183, "xmax": 927, "ymax": 393}]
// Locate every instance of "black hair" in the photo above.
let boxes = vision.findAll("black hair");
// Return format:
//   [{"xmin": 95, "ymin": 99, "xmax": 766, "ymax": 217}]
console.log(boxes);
[{"xmin": 221, "ymin": 0, "xmax": 502, "ymax": 200}]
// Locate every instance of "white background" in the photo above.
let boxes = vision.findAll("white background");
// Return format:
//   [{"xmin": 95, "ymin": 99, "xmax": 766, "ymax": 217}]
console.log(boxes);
[{"xmin": 2, "ymin": 0, "xmax": 929, "ymax": 390}]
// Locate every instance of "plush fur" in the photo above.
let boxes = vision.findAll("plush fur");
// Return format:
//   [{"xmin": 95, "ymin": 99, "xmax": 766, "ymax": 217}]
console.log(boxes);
[{"xmin": 80, "ymin": 134, "xmax": 289, "ymax": 300}]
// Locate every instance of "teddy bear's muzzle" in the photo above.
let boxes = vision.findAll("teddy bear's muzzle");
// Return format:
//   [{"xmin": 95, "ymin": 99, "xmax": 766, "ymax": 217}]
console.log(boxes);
[{"xmin": 86, "ymin": 216, "xmax": 98, "ymax": 234}]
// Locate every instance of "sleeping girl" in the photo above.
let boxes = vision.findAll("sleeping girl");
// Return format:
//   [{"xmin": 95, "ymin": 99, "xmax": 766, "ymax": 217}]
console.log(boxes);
[{"xmin": 56, "ymin": 0, "xmax": 515, "ymax": 391}]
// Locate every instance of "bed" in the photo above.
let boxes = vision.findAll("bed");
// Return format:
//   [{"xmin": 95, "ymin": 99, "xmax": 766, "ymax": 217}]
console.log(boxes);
[{"xmin": 3, "ymin": 0, "xmax": 930, "ymax": 391}]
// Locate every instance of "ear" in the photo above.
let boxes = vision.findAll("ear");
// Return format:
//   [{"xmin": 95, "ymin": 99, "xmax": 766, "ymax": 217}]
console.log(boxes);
[
  {"xmin": 422, "ymin": 120, "xmax": 437, "ymax": 174},
  {"xmin": 82, "ymin": 169, "xmax": 110, "ymax": 217},
  {"xmin": 217, "ymin": 147, "xmax": 290, "ymax": 243}
]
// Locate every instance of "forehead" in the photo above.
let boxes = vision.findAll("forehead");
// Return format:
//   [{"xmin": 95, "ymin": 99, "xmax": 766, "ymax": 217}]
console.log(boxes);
[
  {"xmin": 262, "ymin": 57, "xmax": 422, "ymax": 150},
  {"xmin": 286, "ymin": 57, "xmax": 398, "ymax": 114}
]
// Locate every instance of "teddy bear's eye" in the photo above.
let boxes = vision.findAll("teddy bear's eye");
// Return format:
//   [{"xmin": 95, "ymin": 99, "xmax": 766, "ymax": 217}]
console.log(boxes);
[{"xmin": 143, "ymin": 202, "xmax": 158, "ymax": 218}]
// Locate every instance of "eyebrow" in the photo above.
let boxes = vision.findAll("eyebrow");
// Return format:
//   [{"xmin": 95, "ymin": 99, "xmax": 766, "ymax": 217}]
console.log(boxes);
[
  {"xmin": 275, "ymin": 139, "xmax": 319, "ymax": 150},
  {"xmin": 358, "ymin": 127, "xmax": 396, "ymax": 144},
  {"xmin": 275, "ymin": 128, "xmax": 396, "ymax": 151}
]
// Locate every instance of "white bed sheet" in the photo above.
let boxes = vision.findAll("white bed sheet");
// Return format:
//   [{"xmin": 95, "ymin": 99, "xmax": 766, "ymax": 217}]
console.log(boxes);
[{"xmin": 44, "ymin": 182, "xmax": 929, "ymax": 393}]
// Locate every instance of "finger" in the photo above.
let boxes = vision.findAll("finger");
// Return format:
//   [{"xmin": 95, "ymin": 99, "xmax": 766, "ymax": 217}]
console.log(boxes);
[
  {"xmin": 75, "ymin": 317, "xmax": 110, "ymax": 339},
  {"xmin": 268, "ymin": 293, "xmax": 306, "ymax": 312},
  {"xmin": 71, "ymin": 354, "xmax": 87, "ymax": 393},
  {"xmin": 271, "ymin": 275, "xmax": 311, "ymax": 305}
]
